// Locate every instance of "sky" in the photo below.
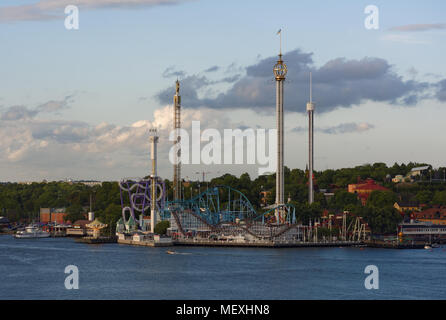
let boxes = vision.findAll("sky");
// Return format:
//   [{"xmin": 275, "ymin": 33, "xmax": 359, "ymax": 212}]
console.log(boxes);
[{"xmin": 0, "ymin": 0, "xmax": 445, "ymax": 182}]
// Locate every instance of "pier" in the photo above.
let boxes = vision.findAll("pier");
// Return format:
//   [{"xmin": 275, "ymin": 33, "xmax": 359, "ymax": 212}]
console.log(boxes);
[
  {"xmin": 75, "ymin": 236, "xmax": 117, "ymax": 244},
  {"xmin": 118, "ymin": 238, "xmax": 172, "ymax": 247},
  {"xmin": 364, "ymin": 240, "xmax": 425, "ymax": 249},
  {"xmin": 173, "ymin": 239, "xmax": 362, "ymax": 248}
]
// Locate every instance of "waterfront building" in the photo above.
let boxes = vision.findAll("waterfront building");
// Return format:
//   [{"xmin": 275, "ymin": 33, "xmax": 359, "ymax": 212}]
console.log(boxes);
[
  {"xmin": 66, "ymin": 219, "xmax": 92, "ymax": 236},
  {"xmin": 412, "ymin": 206, "xmax": 446, "ymax": 225},
  {"xmin": 40, "ymin": 208, "xmax": 67, "ymax": 224},
  {"xmin": 399, "ymin": 221, "xmax": 446, "ymax": 242}
]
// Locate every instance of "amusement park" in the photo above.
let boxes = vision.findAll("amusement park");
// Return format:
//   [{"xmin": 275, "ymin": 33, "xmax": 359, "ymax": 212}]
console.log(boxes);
[{"xmin": 114, "ymin": 52, "xmax": 371, "ymax": 248}]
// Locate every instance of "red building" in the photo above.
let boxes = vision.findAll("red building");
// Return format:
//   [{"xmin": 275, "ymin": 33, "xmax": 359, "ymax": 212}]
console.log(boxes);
[
  {"xmin": 348, "ymin": 179, "xmax": 389, "ymax": 205},
  {"xmin": 40, "ymin": 208, "xmax": 67, "ymax": 224}
]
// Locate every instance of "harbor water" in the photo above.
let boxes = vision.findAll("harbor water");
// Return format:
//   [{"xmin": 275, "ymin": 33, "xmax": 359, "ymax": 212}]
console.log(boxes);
[{"xmin": 0, "ymin": 235, "xmax": 445, "ymax": 300}]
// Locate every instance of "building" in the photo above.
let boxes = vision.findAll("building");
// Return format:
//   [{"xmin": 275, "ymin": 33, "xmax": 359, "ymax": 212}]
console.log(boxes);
[
  {"xmin": 394, "ymin": 201, "xmax": 422, "ymax": 214},
  {"xmin": 66, "ymin": 219, "xmax": 93, "ymax": 236},
  {"xmin": 412, "ymin": 206, "xmax": 446, "ymax": 225},
  {"xmin": 409, "ymin": 166, "xmax": 430, "ymax": 178},
  {"xmin": 40, "ymin": 208, "xmax": 67, "ymax": 224},
  {"xmin": 348, "ymin": 179, "xmax": 390, "ymax": 205},
  {"xmin": 399, "ymin": 222, "xmax": 446, "ymax": 242},
  {"xmin": 76, "ymin": 180, "xmax": 102, "ymax": 187},
  {"xmin": 392, "ymin": 175, "xmax": 405, "ymax": 183}
]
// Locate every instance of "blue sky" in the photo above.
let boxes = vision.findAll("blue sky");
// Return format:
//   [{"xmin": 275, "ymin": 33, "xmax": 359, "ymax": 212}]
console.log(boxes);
[{"xmin": 0, "ymin": 0, "xmax": 445, "ymax": 181}]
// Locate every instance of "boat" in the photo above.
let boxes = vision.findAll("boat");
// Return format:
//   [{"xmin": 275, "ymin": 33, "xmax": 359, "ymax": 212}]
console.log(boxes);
[
  {"xmin": 424, "ymin": 244, "xmax": 432, "ymax": 250},
  {"xmin": 14, "ymin": 225, "xmax": 50, "ymax": 239},
  {"xmin": 166, "ymin": 250, "xmax": 176, "ymax": 255},
  {"xmin": 432, "ymin": 243, "xmax": 440, "ymax": 249}
]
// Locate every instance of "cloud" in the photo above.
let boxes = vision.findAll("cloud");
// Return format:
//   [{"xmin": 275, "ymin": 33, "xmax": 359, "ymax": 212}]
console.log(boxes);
[
  {"xmin": 0, "ymin": 104, "xmax": 232, "ymax": 180},
  {"xmin": 436, "ymin": 80, "xmax": 446, "ymax": 102},
  {"xmin": 156, "ymin": 49, "xmax": 434, "ymax": 113},
  {"xmin": 0, "ymin": 0, "xmax": 186, "ymax": 23},
  {"xmin": 36, "ymin": 94, "xmax": 74, "ymax": 113},
  {"xmin": 291, "ymin": 122, "xmax": 375, "ymax": 135},
  {"xmin": 162, "ymin": 66, "xmax": 186, "ymax": 79},
  {"xmin": 0, "ymin": 106, "xmax": 39, "ymax": 121},
  {"xmin": 0, "ymin": 95, "xmax": 74, "ymax": 121},
  {"xmin": 389, "ymin": 24, "xmax": 446, "ymax": 32},
  {"xmin": 204, "ymin": 66, "xmax": 219, "ymax": 73}
]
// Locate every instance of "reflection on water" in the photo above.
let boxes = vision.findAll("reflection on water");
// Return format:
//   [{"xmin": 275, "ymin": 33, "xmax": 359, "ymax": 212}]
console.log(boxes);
[{"xmin": 0, "ymin": 235, "xmax": 445, "ymax": 300}]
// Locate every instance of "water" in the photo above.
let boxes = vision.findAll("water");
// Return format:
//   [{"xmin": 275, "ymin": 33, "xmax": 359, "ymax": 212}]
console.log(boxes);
[{"xmin": 0, "ymin": 235, "xmax": 445, "ymax": 300}]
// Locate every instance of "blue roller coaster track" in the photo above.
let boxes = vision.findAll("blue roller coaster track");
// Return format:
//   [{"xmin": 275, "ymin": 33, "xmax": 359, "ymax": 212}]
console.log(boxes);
[{"xmin": 162, "ymin": 185, "xmax": 296, "ymax": 227}]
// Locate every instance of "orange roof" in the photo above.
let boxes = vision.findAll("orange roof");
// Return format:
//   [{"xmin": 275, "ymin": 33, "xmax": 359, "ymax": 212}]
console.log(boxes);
[{"xmin": 354, "ymin": 180, "xmax": 389, "ymax": 191}]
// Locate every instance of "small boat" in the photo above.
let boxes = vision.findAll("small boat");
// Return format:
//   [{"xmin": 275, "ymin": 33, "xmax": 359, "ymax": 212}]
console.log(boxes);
[
  {"xmin": 432, "ymin": 243, "xmax": 440, "ymax": 249},
  {"xmin": 166, "ymin": 250, "xmax": 176, "ymax": 255},
  {"xmin": 424, "ymin": 245, "xmax": 432, "ymax": 250},
  {"xmin": 14, "ymin": 225, "xmax": 50, "ymax": 239}
]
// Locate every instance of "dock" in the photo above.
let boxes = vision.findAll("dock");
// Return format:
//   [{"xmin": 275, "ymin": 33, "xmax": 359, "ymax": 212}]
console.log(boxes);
[
  {"xmin": 117, "ymin": 238, "xmax": 173, "ymax": 247},
  {"xmin": 173, "ymin": 239, "xmax": 363, "ymax": 248},
  {"xmin": 75, "ymin": 236, "xmax": 117, "ymax": 244},
  {"xmin": 364, "ymin": 240, "xmax": 425, "ymax": 249}
]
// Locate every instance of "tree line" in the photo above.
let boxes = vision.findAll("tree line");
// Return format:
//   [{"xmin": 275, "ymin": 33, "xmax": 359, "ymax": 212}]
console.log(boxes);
[{"xmin": 1, "ymin": 162, "xmax": 446, "ymax": 234}]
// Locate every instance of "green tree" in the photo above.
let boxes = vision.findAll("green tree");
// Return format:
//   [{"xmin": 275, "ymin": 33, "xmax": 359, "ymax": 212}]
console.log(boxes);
[
  {"xmin": 433, "ymin": 191, "xmax": 446, "ymax": 205},
  {"xmin": 154, "ymin": 220, "xmax": 170, "ymax": 235},
  {"xmin": 330, "ymin": 190, "xmax": 360, "ymax": 210},
  {"xmin": 65, "ymin": 204, "xmax": 85, "ymax": 222},
  {"xmin": 415, "ymin": 190, "xmax": 433, "ymax": 204},
  {"xmin": 367, "ymin": 191, "xmax": 397, "ymax": 208}
]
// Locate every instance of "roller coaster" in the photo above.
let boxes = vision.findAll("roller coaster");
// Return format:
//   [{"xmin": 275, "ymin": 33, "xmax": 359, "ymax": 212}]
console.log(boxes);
[
  {"xmin": 163, "ymin": 185, "xmax": 303, "ymax": 241},
  {"xmin": 118, "ymin": 181, "xmax": 369, "ymax": 242}
]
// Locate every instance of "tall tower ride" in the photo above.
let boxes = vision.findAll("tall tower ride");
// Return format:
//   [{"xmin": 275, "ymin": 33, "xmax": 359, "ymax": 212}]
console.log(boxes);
[
  {"xmin": 149, "ymin": 129, "xmax": 159, "ymax": 233},
  {"xmin": 173, "ymin": 80, "xmax": 181, "ymax": 201},
  {"xmin": 273, "ymin": 30, "xmax": 287, "ymax": 222},
  {"xmin": 307, "ymin": 73, "xmax": 315, "ymax": 204}
]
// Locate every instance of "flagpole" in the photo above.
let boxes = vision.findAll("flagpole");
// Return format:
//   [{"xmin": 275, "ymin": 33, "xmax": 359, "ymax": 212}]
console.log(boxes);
[{"xmin": 279, "ymin": 30, "xmax": 282, "ymax": 55}]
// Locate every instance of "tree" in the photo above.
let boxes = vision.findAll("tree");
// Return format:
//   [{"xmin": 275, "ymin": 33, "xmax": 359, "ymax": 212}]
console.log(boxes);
[
  {"xmin": 154, "ymin": 220, "xmax": 170, "ymax": 235},
  {"xmin": 96, "ymin": 203, "xmax": 122, "ymax": 234},
  {"xmin": 360, "ymin": 206, "xmax": 402, "ymax": 234},
  {"xmin": 367, "ymin": 191, "xmax": 397, "ymax": 208},
  {"xmin": 65, "ymin": 204, "xmax": 84, "ymax": 223},
  {"xmin": 415, "ymin": 190, "xmax": 433, "ymax": 204},
  {"xmin": 433, "ymin": 191, "xmax": 446, "ymax": 205},
  {"xmin": 330, "ymin": 190, "xmax": 360, "ymax": 210}
]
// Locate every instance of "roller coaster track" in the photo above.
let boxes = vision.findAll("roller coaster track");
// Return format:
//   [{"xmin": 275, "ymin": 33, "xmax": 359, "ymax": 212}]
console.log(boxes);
[
  {"xmin": 171, "ymin": 209, "xmax": 186, "ymax": 236},
  {"xmin": 186, "ymin": 210, "xmax": 299, "ymax": 240}
]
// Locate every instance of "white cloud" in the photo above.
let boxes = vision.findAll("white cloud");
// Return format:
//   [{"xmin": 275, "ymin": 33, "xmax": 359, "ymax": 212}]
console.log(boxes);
[{"xmin": 0, "ymin": 104, "xmax": 231, "ymax": 181}]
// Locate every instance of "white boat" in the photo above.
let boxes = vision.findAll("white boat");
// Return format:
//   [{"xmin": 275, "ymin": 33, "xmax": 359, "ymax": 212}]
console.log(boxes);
[
  {"xmin": 14, "ymin": 225, "xmax": 50, "ymax": 239},
  {"xmin": 424, "ymin": 245, "xmax": 432, "ymax": 250}
]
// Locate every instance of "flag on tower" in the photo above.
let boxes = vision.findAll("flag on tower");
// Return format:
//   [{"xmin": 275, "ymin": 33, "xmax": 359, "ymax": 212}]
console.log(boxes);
[{"xmin": 277, "ymin": 29, "xmax": 282, "ymax": 35}]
